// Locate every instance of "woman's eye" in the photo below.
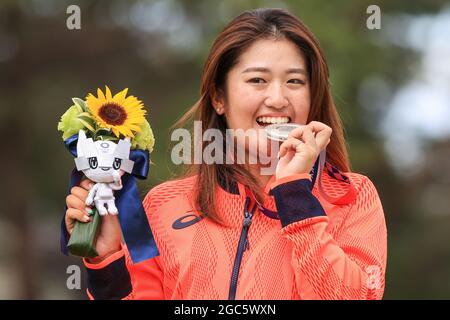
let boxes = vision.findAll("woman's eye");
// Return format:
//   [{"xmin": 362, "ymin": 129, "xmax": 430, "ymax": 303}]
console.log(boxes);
[
  {"xmin": 288, "ymin": 79, "xmax": 305, "ymax": 84},
  {"xmin": 247, "ymin": 78, "xmax": 266, "ymax": 84},
  {"xmin": 113, "ymin": 158, "xmax": 122, "ymax": 170},
  {"xmin": 88, "ymin": 157, "xmax": 98, "ymax": 169}
]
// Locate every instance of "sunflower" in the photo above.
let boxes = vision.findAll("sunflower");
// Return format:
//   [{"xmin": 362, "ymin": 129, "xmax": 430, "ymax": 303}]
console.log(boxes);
[{"xmin": 86, "ymin": 86, "xmax": 146, "ymax": 138}]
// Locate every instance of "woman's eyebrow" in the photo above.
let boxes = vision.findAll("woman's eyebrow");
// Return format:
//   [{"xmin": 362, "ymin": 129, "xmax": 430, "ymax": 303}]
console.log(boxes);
[
  {"xmin": 242, "ymin": 67, "xmax": 270, "ymax": 73},
  {"xmin": 241, "ymin": 67, "xmax": 307, "ymax": 75},
  {"xmin": 286, "ymin": 68, "xmax": 307, "ymax": 75}
]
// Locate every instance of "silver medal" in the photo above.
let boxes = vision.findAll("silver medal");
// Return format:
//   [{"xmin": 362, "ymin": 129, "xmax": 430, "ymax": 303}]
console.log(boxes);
[{"xmin": 264, "ymin": 123, "xmax": 304, "ymax": 141}]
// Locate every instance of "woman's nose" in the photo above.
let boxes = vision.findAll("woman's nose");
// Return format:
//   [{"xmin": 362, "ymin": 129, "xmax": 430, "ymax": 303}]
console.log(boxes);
[{"xmin": 264, "ymin": 83, "xmax": 288, "ymax": 109}]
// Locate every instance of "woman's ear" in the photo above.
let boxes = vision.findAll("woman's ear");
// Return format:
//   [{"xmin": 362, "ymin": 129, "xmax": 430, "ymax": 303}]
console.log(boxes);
[{"xmin": 211, "ymin": 89, "xmax": 225, "ymax": 115}]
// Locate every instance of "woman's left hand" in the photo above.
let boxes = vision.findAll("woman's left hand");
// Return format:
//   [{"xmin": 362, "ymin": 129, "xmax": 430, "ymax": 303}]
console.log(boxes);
[{"xmin": 275, "ymin": 121, "xmax": 332, "ymax": 180}]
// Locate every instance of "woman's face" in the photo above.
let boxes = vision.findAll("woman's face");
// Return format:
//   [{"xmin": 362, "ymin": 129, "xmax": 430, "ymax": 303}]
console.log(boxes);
[{"xmin": 216, "ymin": 38, "xmax": 311, "ymax": 159}]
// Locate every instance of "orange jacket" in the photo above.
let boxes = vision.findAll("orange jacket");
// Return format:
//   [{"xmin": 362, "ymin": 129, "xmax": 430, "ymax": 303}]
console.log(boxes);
[{"xmin": 84, "ymin": 170, "xmax": 387, "ymax": 300}]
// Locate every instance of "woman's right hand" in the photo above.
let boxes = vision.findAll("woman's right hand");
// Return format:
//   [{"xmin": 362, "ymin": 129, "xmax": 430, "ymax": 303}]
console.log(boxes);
[{"xmin": 65, "ymin": 179, "xmax": 122, "ymax": 262}]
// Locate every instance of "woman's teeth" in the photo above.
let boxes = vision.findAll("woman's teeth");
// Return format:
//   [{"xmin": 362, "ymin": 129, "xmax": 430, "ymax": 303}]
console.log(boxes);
[{"xmin": 256, "ymin": 116, "xmax": 290, "ymax": 125}]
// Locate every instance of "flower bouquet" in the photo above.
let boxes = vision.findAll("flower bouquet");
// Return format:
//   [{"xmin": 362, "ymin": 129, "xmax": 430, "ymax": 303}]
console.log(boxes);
[{"xmin": 58, "ymin": 86, "xmax": 159, "ymax": 263}]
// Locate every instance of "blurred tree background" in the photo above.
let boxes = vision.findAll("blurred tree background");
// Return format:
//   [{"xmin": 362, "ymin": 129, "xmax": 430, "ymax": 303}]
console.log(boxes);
[{"xmin": 0, "ymin": 0, "xmax": 449, "ymax": 299}]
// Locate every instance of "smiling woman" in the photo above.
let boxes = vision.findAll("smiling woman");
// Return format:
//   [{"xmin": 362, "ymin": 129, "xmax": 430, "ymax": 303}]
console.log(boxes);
[
  {"xmin": 214, "ymin": 37, "xmax": 312, "ymax": 184},
  {"xmin": 64, "ymin": 8, "xmax": 387, "ymax": 300}
]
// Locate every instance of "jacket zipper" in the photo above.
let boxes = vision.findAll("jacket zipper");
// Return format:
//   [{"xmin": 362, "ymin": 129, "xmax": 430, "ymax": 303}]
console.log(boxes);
[{"xmin": 228, "ymin": 197, "xmax": 256, "ymax": 300}]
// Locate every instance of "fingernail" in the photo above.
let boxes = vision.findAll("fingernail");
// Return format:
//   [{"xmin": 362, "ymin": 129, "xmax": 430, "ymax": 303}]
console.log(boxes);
[
  {"xmin": 88, "ymin": 183, "xmax": 94, "ymax": 189},
  {"xmin": 84, "ymin": 216, "xmax": 90, "ymax": 222},
  {"xmin": 277, "ymin": 151, "xmax": 280, "ymax": 159},
  {"xmin": 85, "ymin": 207, "xmax": 92, "ymax": 214}
]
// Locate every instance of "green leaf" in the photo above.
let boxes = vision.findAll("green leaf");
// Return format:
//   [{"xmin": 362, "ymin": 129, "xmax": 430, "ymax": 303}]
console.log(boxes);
[
  {"xmin": 97, "ymin": 135, "xmax": 118, "ymax": 142},
  {"xmin": 78, "ymin": 112, "xmax": 93, "ymax": 118},
  {"xmin": 78, "ymin": 115, "xmax": 97, "ymax": 130},
  {"xmin": 78, "ymin": 118, "xmax": 96, "ymax": 132},
  {"xmin": 72, "ymin": 98, "xmax": 88, "ymax": 112},
  {"xmin": 95, "ymin": 127, "xmax": 112, "ymax": 135},
  {"xmin": 73, "ymin": 102, "xmax": 83, "ymax": 113}
]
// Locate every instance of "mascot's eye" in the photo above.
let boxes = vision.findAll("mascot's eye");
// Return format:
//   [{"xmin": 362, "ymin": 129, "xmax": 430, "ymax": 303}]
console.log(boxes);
[
  {"xmin": 113, "ymin": 158, "xmax": 122, "ymax": 170},
  {"xmin": 88, "ymin": 157, "xmax": 98, "ymax": 169}
]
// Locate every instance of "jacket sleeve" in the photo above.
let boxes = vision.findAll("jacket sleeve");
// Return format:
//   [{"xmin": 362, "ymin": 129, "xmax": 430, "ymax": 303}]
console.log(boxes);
[
  {"xmin": 269, "ymin": 174, "xmax": 387, "ymax": 300},
  {"xmin": 83, "ymin": 244, "xmax": 164, "ymax": 300},
  {"xmin": 83, "ymin": 191, "xmax": 164, "ymax": 300}
]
